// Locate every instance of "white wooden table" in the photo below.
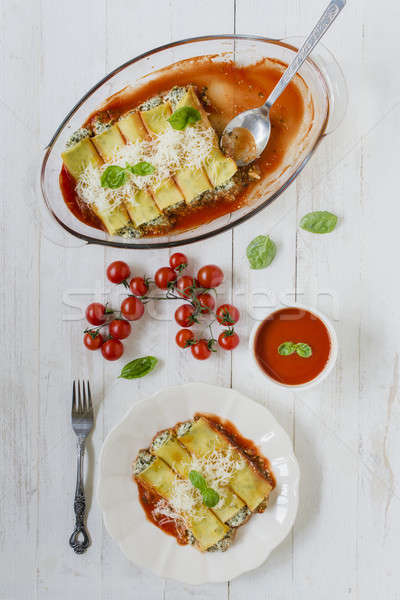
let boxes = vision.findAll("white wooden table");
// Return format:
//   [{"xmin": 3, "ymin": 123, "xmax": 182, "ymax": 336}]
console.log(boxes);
[{"xmin": 2, "ymin": 0, "xmax": 400, "ymax": 598}]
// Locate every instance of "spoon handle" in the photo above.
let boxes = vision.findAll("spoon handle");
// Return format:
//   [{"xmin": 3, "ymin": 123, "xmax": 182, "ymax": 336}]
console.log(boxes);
[{"xmin": 264, "ymin": 0, "xmax": 346, "ymax": 110}]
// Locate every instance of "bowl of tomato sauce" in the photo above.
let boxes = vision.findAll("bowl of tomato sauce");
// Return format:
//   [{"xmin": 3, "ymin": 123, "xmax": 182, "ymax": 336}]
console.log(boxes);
[{"xmin": 249, "ymin": 305, "xmax": 338, "ymax": 390}]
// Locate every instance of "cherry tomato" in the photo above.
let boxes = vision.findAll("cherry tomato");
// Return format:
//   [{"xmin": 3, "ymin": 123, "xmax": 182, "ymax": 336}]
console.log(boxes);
[
  {"xmin": 129, "ymin": 276, "xmax": 149, "ymax": 297},
  {"xmin": 216, "ymin": 304, "xmax": 240, "ymax": 325},
  {"xmin": 191, "ymin": 339, "xmax": 211, "ymax": 360},
  {"xmin": 109, "ymin": 318, "xmax": 131, "ymax": 340},
  {"xmin": 197, "ymin": 292, "xmax": 215, "ymax": 313},
  {"xmin": 176, "ymin": 275, "xmax": 195, "ymax": 298},
  {"xmin": 169, "ymin": 252, "xmax": 188, "ymax": 272},
  {"xmin": 85, "ymin": 302, "xmax": 108, "ymax": 326},
  {"xmin": 176, "ymin": 328, "xmax": 195, "ymax": 348},
  {"xmin": 106, "ymin": 261, "xmax": 131, "ymax": 284},
  {"xmin": 197, "ymin": 265, "xmax": 224, "ymax": 288},
  {"xmin": 121, "ymin": 296, "xmax": 145, "ymax": 321},
  {"xmin": 154, "ymin": 266, "xmax": 177, "ymax": 289},
  {"xmin": 101, "ymin": 338, "xmax": 124, "ymax": 361},
  {"xmin": 218, "ymin": 330, "xmax": 240, "ymax": 351},
  {"xmin": 83, "ymin": 331, "xmax": 103, "ymax": 350},
  {"xmin": 175, "ymin": 304, "xmax": 196, "ymax": 327}
]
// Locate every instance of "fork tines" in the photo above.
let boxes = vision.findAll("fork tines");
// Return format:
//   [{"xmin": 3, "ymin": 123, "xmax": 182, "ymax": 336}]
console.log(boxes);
[{"xmin": 72, "ymin": 380, "xmax": 93, "ymax": 417}]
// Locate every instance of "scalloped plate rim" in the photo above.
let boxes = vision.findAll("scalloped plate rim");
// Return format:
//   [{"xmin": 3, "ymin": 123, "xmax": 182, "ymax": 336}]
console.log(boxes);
[{"xmin": 97, "ymin": 382, "xmax": 300, "ymax": 584}]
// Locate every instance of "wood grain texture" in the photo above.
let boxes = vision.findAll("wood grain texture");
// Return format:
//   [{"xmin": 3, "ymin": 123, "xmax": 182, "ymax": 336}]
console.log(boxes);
[{"xmin": 1, "ymin": 0, "xmax": 400, "ymax": 598}]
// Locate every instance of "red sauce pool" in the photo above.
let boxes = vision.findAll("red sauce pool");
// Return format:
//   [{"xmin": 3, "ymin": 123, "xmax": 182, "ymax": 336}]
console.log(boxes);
[
  {"xmin": 134, "ymin": 414, "xmax": 275, "ymax": 545},
  {"xmin": 137, "ymin": 482, "xmax": 188, "ymax": 545},
  {"xmin": 59, "ymin": 165, "xmax": 103, "ymax": 230},
  {"xmin": 254, "ymin": 307, "xmax": 331, "ymax": 385}
]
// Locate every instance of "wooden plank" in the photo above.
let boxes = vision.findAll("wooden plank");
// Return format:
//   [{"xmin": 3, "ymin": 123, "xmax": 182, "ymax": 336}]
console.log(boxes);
[
  {"xmin": 36, "ymin": 1, "xmax": 107, "ymax": 598},
  {"xmin": 232, "ymin": 1, "xmax": 361, "ymax": 598},
  {"xmin": 230, "ymin": 2, "xmax": 302, "ymax": 597},
  {"xmin": 354, "ymin": 88, "xmax": 400, "ymax": 600},
  {"xmin": 0, "ymin": 3, "xmax": 41, "ymax": 599}
]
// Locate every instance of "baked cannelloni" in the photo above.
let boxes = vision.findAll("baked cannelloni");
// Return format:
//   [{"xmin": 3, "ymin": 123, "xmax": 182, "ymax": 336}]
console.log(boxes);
[
  {"xmin": 61, "ymin": 85, "xmax": 239, "ymax": 238},
  {"xmin": 133, "ymin": 414, "xmax": 275, "ymax": 552}
]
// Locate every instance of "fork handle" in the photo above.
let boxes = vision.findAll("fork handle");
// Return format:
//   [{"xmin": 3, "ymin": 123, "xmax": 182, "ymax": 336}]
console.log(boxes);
[{"xmin": 69, "ymin": 439, "xmax": 90, "ymax": 554}]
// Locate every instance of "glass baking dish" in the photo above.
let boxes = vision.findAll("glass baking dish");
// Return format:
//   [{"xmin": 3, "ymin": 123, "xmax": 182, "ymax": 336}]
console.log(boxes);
[{"xmin": 39, "ymin": 35, "xmax": 347, "ymax": 249}]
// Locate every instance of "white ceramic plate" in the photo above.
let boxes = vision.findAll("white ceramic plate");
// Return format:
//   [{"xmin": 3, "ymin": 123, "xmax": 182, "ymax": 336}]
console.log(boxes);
[{"xmin": 97, "ymin": 383, "xmax": 300, "ymax": 584}]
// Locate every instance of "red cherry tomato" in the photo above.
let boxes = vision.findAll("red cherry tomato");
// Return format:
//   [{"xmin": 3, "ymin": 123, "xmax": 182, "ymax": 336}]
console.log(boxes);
[
  {"xmin": 216, "ymin": 304, "xmax": 240, "ymax": 325},
  {"xmin": 175, "ymin": 304, "xmax": 196, "ymax": 327},
  {"xmin": 169, "ymin": 252, "xmax": 188, "ymax": 272},
  {"xmin": 197, "ymin": 265, "xmax": 224, "ymax": 288},
  {"xmin": 197, "ymin": 292, "xmax": 215, "ymax": 313},
  {"xmin": 121, "ymin": 296, "xmax": 145, "ymax": 321},
  {"xmin": 83, "ymin": 331, "xmax": 103, "ymax": 350},
  {"xmin": 106, "ymin": 261, "xmax": 131, "ymax": 284},
  {"xmin": 129, "ymin": 276, "xmax": 149, "ymax": 297},
  {"xmin": 101, "ymin": 338, "xmax": 124, "ymax": 361},
  {"xmin": 85, "ymin": 302, "xmax": 107, "ymax": 326},
  {"xmin": 218, "ymin": 330, "xmax": 240, "ymax": 351},
  {"xmin": 191, "ymin": 339, "xmax": 211, "ymax": 360},
  {"xmin": 176, "ymin": 328, "xmax": 195, "ymax": 348},
  {"xmin": 109, "ymin": 319, "xmax": 131, "ymax": 340},
  {"xmin": 154, "ymin": 266, "xmax": 177, "ymax": 289},
  {"xmin": 176, "ymin": 275, "xmax": 195, "ymax": 298}
]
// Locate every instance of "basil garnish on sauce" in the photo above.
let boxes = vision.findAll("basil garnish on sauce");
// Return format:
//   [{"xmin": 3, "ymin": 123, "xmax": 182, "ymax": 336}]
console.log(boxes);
[
  {"xmin": 118, "ymin": 356, "xmax": 158, "ymax": 379},
  {"xmin": 246, "ymin": 235, "xmax": 276, "ymax": 269},
  {"xmin": 101, "ymin": 161, "xmax": 155, "ymax": 189},
  {"xmin": 295, "ymin": 343, "xmax": 312, "ymax": 358},
  {"xmin": 278, "ymin": 342, "xmax": 312, "ymax": 358},
  {"xmin": 300, "ymin": 211, "xmax": 337, "ymax": 234},
  {"xmin": 168, "ymin": 106, "xmax": 201, "ymax": 130},
  {"xmin": 277, "ymin": 341, "xmax": 296, "ymax": 356},
  {"xmin": 189, "ymin": 470, "xmax": 220, "ymax": 508}
]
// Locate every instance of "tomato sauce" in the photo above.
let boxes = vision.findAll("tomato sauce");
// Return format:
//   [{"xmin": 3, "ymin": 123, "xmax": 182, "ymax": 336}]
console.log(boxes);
[
  {"xmin": 254, "ymin": 307, "xmax": 331, "ymax": 385},
  {"xmin": 60, "ymin": 55, "xmax": 308, "ymax": 236},
  {"xmin": 59, "ymin": 165, "xmax": 103, "ymax": 230},
  {"xmin": 137, "ymin": 481, "xmax": 189, "ymax": 545}
]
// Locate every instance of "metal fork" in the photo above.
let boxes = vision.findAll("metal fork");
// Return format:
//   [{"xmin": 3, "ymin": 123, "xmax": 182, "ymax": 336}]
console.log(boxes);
[{"xmin": 69, "ymin": 380, "xmax": 93, "ymax": 554}]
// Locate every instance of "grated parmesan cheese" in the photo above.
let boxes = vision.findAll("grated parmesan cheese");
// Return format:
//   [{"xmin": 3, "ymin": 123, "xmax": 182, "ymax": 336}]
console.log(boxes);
[
  {"xmin": 147, "ymin": 441, "xmax": 246, "ymax": 527},
  {"xmin": 190, "ymin": 445, "xmax": 246, "ymax": 490},
  {"xmin": 167, "ymin": 477, "xmax": 204, "ymax": 519},
  {"xmin": 75, "ymin": 164, "xmax": 127, "ymax": 215},
  {"xmin": 152, "ymin": 498, "xmax": 187, "ymax": 534},
  {"xmin": 75, "ymin": 124, "xmax": 216, "ymax": 211}
]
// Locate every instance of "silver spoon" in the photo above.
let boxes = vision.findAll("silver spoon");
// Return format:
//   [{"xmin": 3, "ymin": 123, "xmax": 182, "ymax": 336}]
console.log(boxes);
[{"xmin": 220, "ymin": 0, "xmax": 346, "ymax": 166}]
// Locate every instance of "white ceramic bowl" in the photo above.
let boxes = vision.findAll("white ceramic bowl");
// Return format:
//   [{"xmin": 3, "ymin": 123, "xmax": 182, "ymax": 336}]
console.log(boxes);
[
  {"xmin": 249, "ymin": 304, "xmax": 338, "ymax": 391},
  {"xmin": 97, "ymin": 382, "xmax": 300, "ymax": 584}
]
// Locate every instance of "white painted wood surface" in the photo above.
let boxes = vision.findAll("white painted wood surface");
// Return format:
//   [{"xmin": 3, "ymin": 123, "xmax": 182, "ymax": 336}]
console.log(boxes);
[{"xmin": 1, "ymin": 0, "xmax": 400, "ymax": 598}]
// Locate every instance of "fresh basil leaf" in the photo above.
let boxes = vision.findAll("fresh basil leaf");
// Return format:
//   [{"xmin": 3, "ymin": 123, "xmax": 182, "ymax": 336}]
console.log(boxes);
[
  {"xmin": 168, "ymin": 106, "xmax": 201, "ymax": 130},
  {"xmin": 246, "ymin": 235, "xmax": 276, "ymax": 269},
  {"xmin": 299, "ymin": 211, "xmax": 337, "ymax": 234},
  {"xmin": 295, "ymin": 343, "xmax": 312, "ymax": 358},
  {"xmin": 202, "ymin": 488, "xmax": 220, "ymax": 508},
  {"xmin": 118, "ymin": 356, "xmax": 158, "ymax": 379},
  {"xmin": 189, "ymin": 470, "xmax": 207, "ymax": 493},
  {"xmin": 127, "ymin": 161, "xmax": 155, "ymax": 176},
  {"xmin": 278, "ymin": 341, "xmax": 296, "ymax": 356},
  {"xmin": 101, "ymin": 165, "xmax": 128, "ymax": 189}
]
